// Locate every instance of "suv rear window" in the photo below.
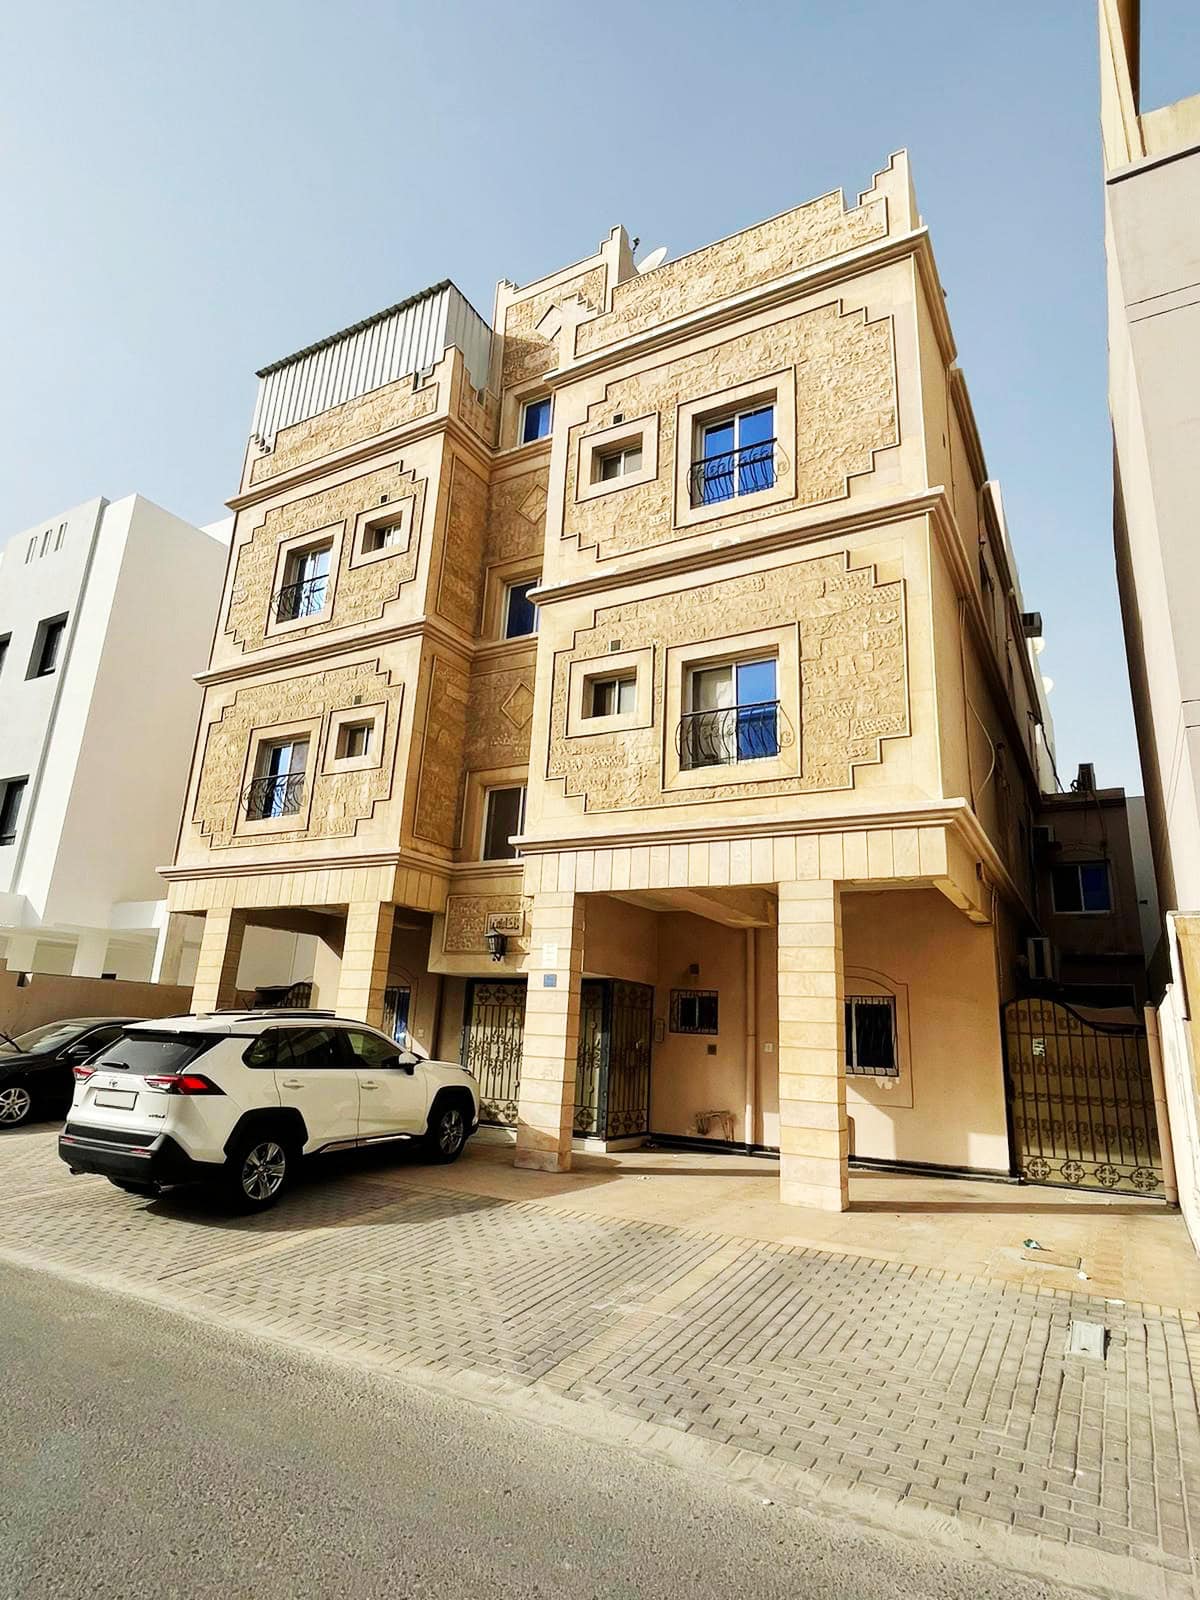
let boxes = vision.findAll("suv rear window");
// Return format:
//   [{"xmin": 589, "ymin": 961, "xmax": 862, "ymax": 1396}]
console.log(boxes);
[{"xmin": 88, "ymin": 1032, "xmax": 216, "ymax": 1075}]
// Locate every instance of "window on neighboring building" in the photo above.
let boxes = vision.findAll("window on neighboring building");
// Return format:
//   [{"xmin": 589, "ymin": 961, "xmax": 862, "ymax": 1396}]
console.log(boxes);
[
  {"xmin": 246, "ymin": 737, "xmax": 309, "ymax": 821},
  {"xmin": 28, "ymin": 614, "xmax": 67, "ymax": 678},
  {"xmin": 587, "ymin": 674, "xmax": 636, "ymax": 718},
  {"xmin": 503, "ymin": 579, "xmax": 539, "ymax": 639},
  {"xmin": 0, "ymin": 635, "xmax": 10, "ymax": 678},
  {"xmin": 336, "ymin": 720, "xmax": 373, "ymax": 760},
  {"xmin": 0, "ymin": 777, "xmax": 29, "ymax": 847},
  {"xmin": 520, "ymin": 395, "xmax": 552, "ymax": 444},
  {"xmin": 596, "ymin": 443, "xmax": 643, "ymax": 483},
  {"xmin": 845, "ymin": 994, "xmax": 899, "ymax": 1078},
  {"xmin": 482, "ymin": 786, "xmax": 525, "ymax": 860},
  {"xmin": 669, "ymin": 989, "xmax": 719, "ymax": 1034},
  {"xmin": 691, "ymin": 404, "xmax": 775, "ymax": 505},
  {"xmin": 1051, "ymin": 860, "xmax": 1112, "ymax": 914},
  {"xmin": 682, "ymin": 656, "xmax": 778, "ymax": 769},
  {"xmin": 55, "ymin": 522, "xmax": 66, "ymax": 551},
  {"xmin": 24, "ymin": 538, "xmax": 35, "ymax": 564},
  {"xmin": 276, "ymin": 542, "xmax": 332, "ymax": 622}
]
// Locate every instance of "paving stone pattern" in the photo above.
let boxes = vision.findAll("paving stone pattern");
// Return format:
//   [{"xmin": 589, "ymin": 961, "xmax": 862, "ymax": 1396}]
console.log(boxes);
[{"xmin": 5, "ymin": 1130, "xmax": 1198, "ymax": 1583}]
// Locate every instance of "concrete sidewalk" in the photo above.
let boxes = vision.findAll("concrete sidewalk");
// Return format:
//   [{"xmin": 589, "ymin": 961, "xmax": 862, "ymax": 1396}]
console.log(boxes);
[{"xmin": 4, "ymin": 1126, "xmax": 1198, "ymax": 1597}]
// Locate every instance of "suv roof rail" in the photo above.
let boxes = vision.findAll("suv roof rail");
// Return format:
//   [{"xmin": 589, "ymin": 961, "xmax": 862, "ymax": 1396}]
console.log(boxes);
[{"xmin": 205, "ymin": 1008, "xmax": 338, "ymax": 1019}]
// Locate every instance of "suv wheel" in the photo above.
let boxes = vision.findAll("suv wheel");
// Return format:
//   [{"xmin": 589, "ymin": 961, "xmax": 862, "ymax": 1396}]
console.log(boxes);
[
  {"xmin": 424, "ymin": 1098, "xmax": 469, "ymax": 1164},
  {"xmin": 0, "ymin": 1085, "xmax": 33, "ymax": 1126},
  {"xmin": 228, "ymin": 1132, "xmax": 292, "ymax": 1211}
]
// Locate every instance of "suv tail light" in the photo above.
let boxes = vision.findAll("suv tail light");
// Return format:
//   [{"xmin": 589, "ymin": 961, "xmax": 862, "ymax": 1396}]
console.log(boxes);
[
  {"xmin": 72, "ymin": 1066, "xmax": 96, "ymax": 1082},
  {"xmin": 143, "ymin": 1074, "xmax": 225, "ymax": 1096}
]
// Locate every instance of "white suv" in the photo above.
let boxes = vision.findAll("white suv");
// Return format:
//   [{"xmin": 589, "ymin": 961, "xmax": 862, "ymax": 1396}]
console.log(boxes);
[{"xmin": 57, "ymin": 1011, "xmax": 481, "ymax": 1211}]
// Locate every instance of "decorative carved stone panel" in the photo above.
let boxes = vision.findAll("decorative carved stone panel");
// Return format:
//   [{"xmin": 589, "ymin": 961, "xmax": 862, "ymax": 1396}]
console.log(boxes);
[
  {"xmin": 465, "ymin": 664, "xmax": 536, "ymax": 772},
  {"xmin": 225, "ymin": 464, "xmax": 426, "ymax": 653},
  {"xmin": 546, "ymin": 553, "xmax": 907, "ymax": 812},
  {"xmin": 193, "ymin": 661, "xmax": 403, "ymax": 848},
  {"xmin": 249, "ymin": 372, "xmax": 439, "ymax": 485},
  {"xmin": 443, "ymin": 894, "xmax": 530, "ymax": 955},
  {"xmin": 485, "ymin": 466, "xmax": 549, "ymax": 566},
  {"xmin": 413, "ymin": 653, "xmax": 471, "ymax": 848},
  {"xmin": 563, "ymin": 302, "xmax": 897, "ymax": 563},
  {"xmin": 501, "ymin": 266, "xmax": 606, "ymax": 389},
  {"xmin": 577, "ymin": 191, "xmax": 887, "ymax": 355},
  {"xmin": 434, "ymin": 456, "xmax": 489, "ymax": 635}
]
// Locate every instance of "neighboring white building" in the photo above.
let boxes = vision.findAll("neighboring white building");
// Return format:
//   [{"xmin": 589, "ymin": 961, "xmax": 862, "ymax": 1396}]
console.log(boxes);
[{"xmin": 0, "ymin": 494, "xmax": 228, "ymax": 980}]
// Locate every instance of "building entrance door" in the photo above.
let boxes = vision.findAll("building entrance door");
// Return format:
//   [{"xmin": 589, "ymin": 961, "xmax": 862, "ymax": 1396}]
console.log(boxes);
[
  {"xmin": 1001, "ymin": 996, "xmax": 1163, "ymax": 1195},
  {"xmin": 462, "ymin": 979, "xmax": 527, "ymax": 1126},
  {"xmin": 574, "ymin": 979, "xmax": 654, "ymax": 1141}
]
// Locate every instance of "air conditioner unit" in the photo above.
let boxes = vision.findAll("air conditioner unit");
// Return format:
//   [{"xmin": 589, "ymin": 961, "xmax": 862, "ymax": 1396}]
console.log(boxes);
[
  {"xmin": 1026, "ymin": 936, "xmax": 1056, "ymax": 981},
  {"xmin": 1032, "ymin": 825, "xmax": 1056, "ymax": 851}
]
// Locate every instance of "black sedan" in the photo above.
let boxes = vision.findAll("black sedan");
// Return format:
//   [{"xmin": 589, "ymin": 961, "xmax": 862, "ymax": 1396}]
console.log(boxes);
[{"xmin": 0, "ymin": 1018, "xmax": 136, "ymax": 1128}]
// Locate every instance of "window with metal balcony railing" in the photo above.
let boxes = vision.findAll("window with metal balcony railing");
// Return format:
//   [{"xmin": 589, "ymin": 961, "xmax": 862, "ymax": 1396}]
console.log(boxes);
[
  {"xmin": 688, "ymin": 405, "xmax": 776, "ymax": 506},
  {"xmin": 273, "ymin": 543, "xmax": 331, "ymax": 624},
  {"xmin": 244, "ymin": 736, "xmax": 309, "ymax": 821},
  {"xmin": 678, "ymin": 657, "xmax": 782, "ymax": 770}
]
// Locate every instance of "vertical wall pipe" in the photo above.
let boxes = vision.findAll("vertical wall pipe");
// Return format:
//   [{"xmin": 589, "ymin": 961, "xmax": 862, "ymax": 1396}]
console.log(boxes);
[{"xmin": 744, "ymin": 928, "xmax": 758, "ymax": 1149}]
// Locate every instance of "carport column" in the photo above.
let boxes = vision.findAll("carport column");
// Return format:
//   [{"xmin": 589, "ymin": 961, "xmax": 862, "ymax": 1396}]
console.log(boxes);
[
  {"xmin": 71, "ymin": 930, "xmax": 112, "ymax": 978},
  {"xmin": 335, "ymin": 901, "xmax": 395, "ymax": 1026},
  {"xmin": 514, "ymin": 891, "xmax": 584, "ymax": 1173},
  {"xmin": 776, "ymin": 879, "xmax": 848, "ymax": 1211},
  {"xmin": 190, "ymin": 908, "xmax": 248, "ymax": 1014},
  {"xmin": 152, "ymin": 911, "xmax": 189, "ymax": 985}
]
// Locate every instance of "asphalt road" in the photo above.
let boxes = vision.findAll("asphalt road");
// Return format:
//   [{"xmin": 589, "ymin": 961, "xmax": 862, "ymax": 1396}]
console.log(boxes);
[{"xmin": 0, "ymin": 1261, "xmax": 1087, "ymax": 1600}]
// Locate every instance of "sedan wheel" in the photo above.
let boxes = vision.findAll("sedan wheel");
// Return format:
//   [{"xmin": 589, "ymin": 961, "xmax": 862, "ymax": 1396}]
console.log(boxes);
[
  {"xmin": 0, "ymin": 1086, "xmax": 33, "ymax": 1126},
  {"xmin": 239, "ymin": 1139, "xmax": 288, "ymax": 1205}
]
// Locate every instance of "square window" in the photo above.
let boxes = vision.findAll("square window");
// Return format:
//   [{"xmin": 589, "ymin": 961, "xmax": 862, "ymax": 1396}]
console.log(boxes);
[
  {"xmin": 596, "ymin": 444, "xmax": 643, "ymax": 483},
  {"xmin": 845, "ymin": 995, "xmax": 898, "ymax": 1077},
  {"xmin": 682, "ymin": 656, "xmax": 778, "ymax": 769},
  {"xmin": 587, "ymin": 675, "xmax": 636, "ymax": 718},
  {"xmin": 669, "ymin": 989, "xmax": 718, "ymax": 1034},
  {"xmin": 504, "ymin": 580, "xmax": 539, "ymax": 639},
  {"xmin": 28, "ymin": 615, "xmax": 68, "ymax": 678},
  {"xmin": 362, "ymin": 517, "xmax": 407, "ymax": 554},
  {"xmin": 521, "ymin": 396, "xmax": 552, "ymax": 444},
  {"xmin": 247, "ymin": 738, "xmax": 309, "ymax": 820},
  {"xmin": 0, "ymin": 777, "xmax": 28, "ymax": 846},
  {"xmin": 692, "ymin": 405, "xmax": 775, "ymax": 506},
  {"xmin": 482, "ymin": 786, "xmax": 525, "ymax": 860},
  {"xmin": 1051, "ymin": 861, "xmax": 1112, "ymax": 914},
  {"xmin": 276, "ymin": 542, "xmax": 331, "ymax": 622},
  {"xmin": 336, "ymin": 720, "xmax": 372, "ymax": 760}
]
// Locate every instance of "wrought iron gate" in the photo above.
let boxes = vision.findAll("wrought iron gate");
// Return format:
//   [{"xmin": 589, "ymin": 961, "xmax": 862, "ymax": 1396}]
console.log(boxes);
[
  {"xmin": 1002, "ymin": 996, "xmax": 1162, "ymax": 1194},
  {"xmin": 573, "ymin": 979, "xmax": 654, "ymax": 1140},
  {"xmin": 462, "ymin": 980, "xmax": 526, "ymax": 1126}
]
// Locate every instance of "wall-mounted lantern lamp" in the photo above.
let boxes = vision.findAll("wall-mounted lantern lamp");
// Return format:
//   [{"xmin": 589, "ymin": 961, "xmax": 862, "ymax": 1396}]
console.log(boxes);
[{"xmin": 485, "ymin": 928, "xmax": 508, "ymax": 963}]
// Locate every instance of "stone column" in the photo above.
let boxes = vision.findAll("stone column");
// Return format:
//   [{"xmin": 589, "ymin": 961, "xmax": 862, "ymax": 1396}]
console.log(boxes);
[
  {"xmin": 335, "ymin": 901, "xmax": 395, "ymax": 1026},
  {"xmin": 152, "ymin": 912, "xmax": 189, "ymax": 985},
  {"xmin": 190, "ymin": 908, "xmax": 248, "ymax": 1014},
  {"xmin": 71, "ymin": 930, "xmax": 112, "ymax": 979},
  {"xmin": 514, "ymin": 892, "xmax": 584, "ymax": 1173},
  {"xmin": 776, "ymin": 878, "xmax": 848, "ymax": 1211},
  {"xmin": 3, "ymin": 934, "xmax": 40, "ymax": 974}
]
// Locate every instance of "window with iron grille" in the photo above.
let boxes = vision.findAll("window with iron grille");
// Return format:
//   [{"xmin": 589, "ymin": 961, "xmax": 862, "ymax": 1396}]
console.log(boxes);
[
  {"xmin": 669, "ymin": 989, "xmax": 718, "ymax": 1035},
  {"xmin": 844, "ymin": 994, "xmax": 898, "ymax": 1077}
]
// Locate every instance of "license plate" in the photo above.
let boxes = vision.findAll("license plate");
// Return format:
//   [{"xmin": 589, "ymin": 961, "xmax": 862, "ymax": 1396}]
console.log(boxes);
[{"xmin": 94, "ymin": 1089, "xmax": 137, "ymax": 1111}]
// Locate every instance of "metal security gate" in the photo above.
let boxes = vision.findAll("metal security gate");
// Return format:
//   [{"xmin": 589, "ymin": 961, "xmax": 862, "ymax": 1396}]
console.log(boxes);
[
  {"xmin": 462, "ymin": 980, "xmax": 526, "ymax": 1126},
  {"xmin": 1002, "ymin": 996, "xmax": 1162, "ymax": 1195},
  {"xmin": 573, "ymin": 980, "xmax": 654, "ymax": 1140}
]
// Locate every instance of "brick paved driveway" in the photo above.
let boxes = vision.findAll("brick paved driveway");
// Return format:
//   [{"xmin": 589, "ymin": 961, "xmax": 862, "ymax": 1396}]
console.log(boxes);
[{"xmin": 4, "ymin": 1126, "xmax": 1197, "ymax": 1596}]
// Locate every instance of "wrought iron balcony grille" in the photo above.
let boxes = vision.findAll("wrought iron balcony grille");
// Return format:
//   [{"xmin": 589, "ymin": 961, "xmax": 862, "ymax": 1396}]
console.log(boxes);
[
  {"xmin": 688, "ymin": 438, "xmax": 777, "ymax": 506},
  {"xmin": 677, "ymin": 700, "xmax": 782, "ymax": 770},
  {"xmin": 244, "ymin": 772, "xmax": 305, "ymax": 821},
  {"xmin": 273, "ymin": 574, "xmax": 327, "ymax": 623}
]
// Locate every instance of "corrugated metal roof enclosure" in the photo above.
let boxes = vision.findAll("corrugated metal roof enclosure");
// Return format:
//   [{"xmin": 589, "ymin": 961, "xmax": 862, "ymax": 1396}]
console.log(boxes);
[{"xmin": 250, "ymin": 282, "xmax": 493, "ymax": 447}]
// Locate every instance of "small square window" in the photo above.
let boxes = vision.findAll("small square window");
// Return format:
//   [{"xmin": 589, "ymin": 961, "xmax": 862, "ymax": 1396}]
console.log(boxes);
[
  {"xmin": 337, "ymin": 720, "xmax": 372, "ymax": 760},
  {"xmin": 845, "ymin": 995, "xmax": 898, "ymax": 1077},
  {"xmin": 521, "ymin": 396, "xmax": 552, "ymax": 444},
  {"xmin": 587, "ymin": 675, "xmax": 636, "ymax": 717},
  {"xmin": 1051, "ymin": 861, "xmax": 1112, "ymax": 914},
  {"xmin": 0, "ymin": 777, "xmax": 29, "ymax": 846},
  {"xmin": 596, "ymin": 444, "xmax": 643, "ymax": 483},
  {"xmin": 504, "ymin": 580, "xmax": 539, "ymax": 639},
  {"xmin": 28, "ymin": 615, "xmax": 68, "ymax": 678},
  {"xmin": 669, "ymin": 989, "xmax": 719, "ymax": 1034},
  {"xmin": 482, "ymin": 786, "xmax": 526, "ymax": 860},
  {"xmin": 362, "ymin": 517, "xmax": 407, "ymax": 554}
]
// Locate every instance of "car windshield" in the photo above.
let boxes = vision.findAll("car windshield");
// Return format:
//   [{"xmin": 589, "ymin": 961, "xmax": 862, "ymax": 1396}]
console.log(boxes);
[
  {"xmin": 87, "ymin": 1032, "xmax": 213, "ymax": 1075},
  {"xmin": 1, "ymin": 1021, "xmax": 91, "ymax": 1056}
]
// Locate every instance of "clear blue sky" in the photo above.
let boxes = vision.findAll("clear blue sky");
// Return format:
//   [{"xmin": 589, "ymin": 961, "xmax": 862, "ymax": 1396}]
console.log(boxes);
[{"xmin": 3, "ymin": 2, "xmax": 1198, "ymax": 791}]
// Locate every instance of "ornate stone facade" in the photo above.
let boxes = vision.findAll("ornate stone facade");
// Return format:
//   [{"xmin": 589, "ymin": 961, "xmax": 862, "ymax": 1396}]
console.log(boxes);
[
  {"xmin": 576, "ymin": 191, "xmax": 888, "ymax": 356},
  {"xmin": 501, "ymin": 266, "xmax": 606, "ymax": 389},
  {"xmin": 249, "ymin": 372, "xmax": 439, "ymax": 485},
  {"xmin": 443, "ymin": 893, "xmax": 530, "ymax": 955},
  {"xmin": 563, "ymin": 302, "xmax": 897, "ymax": 562},
  {"xmin": 435, "ymin": 455, "xmax": 489, "ymax": 634},
  {"xmin": 225, "ymin": 464, "xmax": 426, "ymax": 653},
  {"xmin": 546, "ymin": 553, "xmax": 907, "ymax": 812},
  {"xmin": 465, "ymin": 664, "xmax": 536, "ymax": 772},
  {"xmin": 193, "ymin": 661, "xmax": 403, "ymax": 848},
  {"xmin": 412, "ymin": 652, "xmax": 471, "ymax": 848},
  {"xmin": 485, "ymin": 466, "xmax": 549, "ymax": 565}
]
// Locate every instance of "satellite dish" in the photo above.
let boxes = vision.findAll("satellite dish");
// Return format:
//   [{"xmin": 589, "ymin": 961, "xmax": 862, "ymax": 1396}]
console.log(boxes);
[{"xmin": 636, "ymin": 246, "xmax": 668, "ymax": 274}]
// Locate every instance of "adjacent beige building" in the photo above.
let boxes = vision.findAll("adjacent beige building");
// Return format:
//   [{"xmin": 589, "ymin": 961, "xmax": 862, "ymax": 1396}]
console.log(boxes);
[
  {"xmin": 1100, "ymin": 0, "xmax": 1200, "ymax": 1243},
  {"xmin": 162, "ymin": 152, "xmax": 1089, "ymax": 1210}
]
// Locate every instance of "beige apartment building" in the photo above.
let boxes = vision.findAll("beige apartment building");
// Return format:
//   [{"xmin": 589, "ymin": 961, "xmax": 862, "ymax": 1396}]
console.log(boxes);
[{"xmin": 161, "ymin": 151, "xmax": 1095, "ymax": 1212}]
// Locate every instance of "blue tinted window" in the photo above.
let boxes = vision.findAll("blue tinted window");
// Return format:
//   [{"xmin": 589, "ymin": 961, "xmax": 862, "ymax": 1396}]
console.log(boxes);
[
  {"xmin": 505, "ymin": 580, "xmax": 538, "ymax": 638},
  {"xmin": 522, "ymin": 397, "xmax": 552, "ymax": 442},
  {"xmin": 735, "ymin": 659, "xmax": 778, "ymax": 760},
  {"xmin": 1079, "ymin": 863, "xmax": 1112, "ymax": 912}
]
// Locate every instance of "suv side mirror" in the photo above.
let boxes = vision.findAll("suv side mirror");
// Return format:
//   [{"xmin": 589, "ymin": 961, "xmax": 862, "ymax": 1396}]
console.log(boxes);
[{"xmin": 390, "ymin": 1049, "xmax": 419, "ymax": 1074}]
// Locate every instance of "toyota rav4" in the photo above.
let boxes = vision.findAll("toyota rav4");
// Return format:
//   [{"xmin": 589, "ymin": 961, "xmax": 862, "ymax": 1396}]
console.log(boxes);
[{"xmin": 58, "ymin": 1012, "xmax": 481, "ymax": 1210}]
